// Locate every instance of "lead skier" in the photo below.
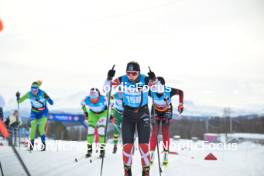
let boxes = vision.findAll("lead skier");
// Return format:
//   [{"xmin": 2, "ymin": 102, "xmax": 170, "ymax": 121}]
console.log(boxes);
[{"xmin": 105, "ymin": 61, "xmax": 157, "ymax": 176}]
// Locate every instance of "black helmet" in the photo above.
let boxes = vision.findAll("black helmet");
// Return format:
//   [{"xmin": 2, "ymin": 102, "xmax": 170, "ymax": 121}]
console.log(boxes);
[
  {"xmin": 126, "ymin": 61, "xmax": 140, "ymax": 72},
  {"xmin": 157, "ymin": 76, "xmax": 165, "ymax": 85}
]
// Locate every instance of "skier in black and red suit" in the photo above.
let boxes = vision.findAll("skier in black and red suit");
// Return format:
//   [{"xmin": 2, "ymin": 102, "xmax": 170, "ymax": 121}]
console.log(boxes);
[
  {"xmin": 106, "ymin": 61, "xmax": 157, "ymax": 176},
  {"xmin": 149, "ymin": 76, "xmax": 184, "ymax": 167}
]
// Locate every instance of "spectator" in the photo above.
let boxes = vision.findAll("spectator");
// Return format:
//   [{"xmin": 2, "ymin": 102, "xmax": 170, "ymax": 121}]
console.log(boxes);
[
  {"xmin": 5, "ymin": 110, "xmax": 22, "ymax": 128},
  {"xmin": 0, "ymin": 94, "xmax": 5, "ymax": 121},
  {"xmin": 5, "ymin": 110, "xmax": 22, "ymax": 146}
]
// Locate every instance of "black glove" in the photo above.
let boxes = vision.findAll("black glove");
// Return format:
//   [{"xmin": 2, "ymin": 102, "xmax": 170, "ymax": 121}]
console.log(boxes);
[
  {"xmin": 148, "ymin": 70, "xmax": 156, "ymax": 81},
  {"xmin": 16, "ymin": 91, "xmax": 20, "ymax": 102},
  {"xmin": 178, "ymin": 104, "xmax": 184, "ymax": 114},
  {"xmin": 110, "ymin": 115, "xmax": 114, "ymax": 121},
  {"xmin": 107, "ymin": 69, "xmax": 115, "ymax": 80},
  {"xmin": 84, "ymin": 112, "xmax": 88, "ymax": 119}
]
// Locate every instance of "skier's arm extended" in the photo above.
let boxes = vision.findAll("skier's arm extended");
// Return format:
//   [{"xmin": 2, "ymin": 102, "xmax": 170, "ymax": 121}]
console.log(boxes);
[
  {"xmin": 44, "ymin": 92, "xmax": 54, "ymax": 105},
  {"xmin": 18, "ymin": 92, "xmax": 30, "ymax": 104},
  {"xmin": 170, "ymin": 88, "xmax": 184, "ymax": 104},
  {"xmin": 170, "ymin": 88, "xmax": 184, "ymax": 113},
  {"xmin": 81, "ymin": 100, "xmax": 88, "ymax": 118}
]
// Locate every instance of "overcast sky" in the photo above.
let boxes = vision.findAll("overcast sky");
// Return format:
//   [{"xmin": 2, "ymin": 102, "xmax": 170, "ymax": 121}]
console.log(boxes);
[{"xmin": 0, "ymin": 0, "xmax": 264, "ymax": 112}]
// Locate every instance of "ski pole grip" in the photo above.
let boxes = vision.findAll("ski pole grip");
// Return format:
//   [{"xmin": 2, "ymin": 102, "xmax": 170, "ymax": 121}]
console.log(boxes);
[
  {"xmin": 148, "ymin": 66, "xmax": 152, "ymax": 72},
  {"xmin": 16, "ymin": 91, "xmax": 20, "ymax": 101}
]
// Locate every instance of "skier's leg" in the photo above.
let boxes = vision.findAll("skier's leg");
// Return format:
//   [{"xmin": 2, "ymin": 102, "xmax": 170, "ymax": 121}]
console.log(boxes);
[
  {"xmin": 96, "ymin": 110, "xmax": 107, "ymax": 143},
  {"xmin": 96, "ymin": 110, "xmax": 107, "ymax": 158},
  {"xmin": 29, "ymin": 118, "xmax": 37, "ymax": 150},
  {"xmin": 95, "ymin": 127, "xmax": 99, "ymax": 152},
  {"xmin": 86, "ymin": 111, "xmax": 97, "ymax": 157},
  {"xmin": 149, "ymin": 117, "xmax": 161, "ymax": 151},
  {"xmin": 161, "ymin": 118, "xmax": 170, "ymax": 166},
  {"xmin": 149, "ymin": 117, "xmax": 160, "ymax": 164},
  {"xmin": 122, "ymin": 112, "xmax": 136, "ymax": 175},
  {"xmin": 161, "ymin": 118, "xmax": 170, "ymax": 151},
  {"xmin": 38, "ymin": 116, "xmax": 47, "ymax": 143},
  {"xmin": 87, "ymin": 111, "xmax": 97, "ymax": 144},
  {"xmin": 137, "ymin": 110, "xmax": 151, "ymax": 175},
  {"xmin": 38, "ymin": 116, "xmax": 47, "ymax": 151},
  {"xmin": 113, "ymin": 109, "xmax": 122, "ymax": 145}
]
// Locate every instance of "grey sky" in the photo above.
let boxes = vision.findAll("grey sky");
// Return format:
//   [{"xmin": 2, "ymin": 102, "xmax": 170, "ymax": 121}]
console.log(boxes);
[{"xmin": 0, "ymin": 0, "xmax": 264, "ymax": 112}]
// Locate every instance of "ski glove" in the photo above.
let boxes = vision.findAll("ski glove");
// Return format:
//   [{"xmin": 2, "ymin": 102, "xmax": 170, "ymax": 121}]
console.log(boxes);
[
  {"xmin": 16, "ymin": 91, "xmax": 20, "ymax": 102},
  {"xmin": 178, "ymin": 103, "xmax": 184, "ymax": 114},
  {"xmin": 48, "ymin": 99, "xmax": 54, "ymax": 105},
  {"xmin": 84, "ymin": 112, "xmax": 88, "ymax": 119},
  {"xmin": 147, "ymin": 70, "xmax": 156, "ymax": 81},
  {"xmin": 107, "ymin": 69, "xmax": 115, "ymax": 80}
]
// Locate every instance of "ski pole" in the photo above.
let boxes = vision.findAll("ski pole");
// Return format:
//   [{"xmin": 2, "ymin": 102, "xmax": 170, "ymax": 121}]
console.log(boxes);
[
  {"xmin": 11, "ymin": 145, "xmax": 31, "ymax": 176},
  {"xmin": 0, "ymin": 161, "xmax": 4, "ymax": 176},
  {"xmin": 149, "ymin": 66, "xmax": 162, "ymax": 176},
  {"xmin": 152, "ymin": 100, "xmax": 162, "ymax": 175},
  {"xmin": 16, "ymin": 92, "xmax": 20, "ymax": 148},
  {"xmin": 100, "ymin": 65, "xmax": 115, "ymax": 176}
]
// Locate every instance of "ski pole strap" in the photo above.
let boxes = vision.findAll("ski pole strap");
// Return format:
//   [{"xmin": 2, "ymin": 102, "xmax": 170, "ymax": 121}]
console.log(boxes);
[{"xmin": 100, "ymin": 65, "xmax": 115, "ymax": 176}]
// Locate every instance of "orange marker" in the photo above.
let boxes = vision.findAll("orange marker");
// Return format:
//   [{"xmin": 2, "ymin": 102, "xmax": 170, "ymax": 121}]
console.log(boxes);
[
  {"xmin": 0, "ymin": 120, "xmax": 9, "ymax": 138},
  {"xmin": 0, "ymin": 18, "xmax": 3, "ymax": 32}
]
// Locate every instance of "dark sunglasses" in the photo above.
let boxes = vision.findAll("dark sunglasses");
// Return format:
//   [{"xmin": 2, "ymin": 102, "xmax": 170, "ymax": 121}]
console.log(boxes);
[{"xmin": 127, "ymin": 71, "xmax": 138, "ymax": 76}]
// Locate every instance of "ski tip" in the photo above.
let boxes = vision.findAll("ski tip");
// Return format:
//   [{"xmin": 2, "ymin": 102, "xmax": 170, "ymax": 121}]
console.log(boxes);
[
  {"xmin": 112, "ymin": 65, "xmax": 115, "ymax": 70},
  {"xmin": 74, "ymin": 158, "xmax": 78, "ymax": 162}
]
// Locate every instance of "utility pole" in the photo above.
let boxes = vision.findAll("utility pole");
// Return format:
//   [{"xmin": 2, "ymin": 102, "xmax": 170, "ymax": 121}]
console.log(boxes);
[
  {"xmin": 223, "ymin": 107, "xmax": 232, "ymax": 142},
  {"xmin": 205, "ymin": 117, "xmax": 209, "ymax": 133}
]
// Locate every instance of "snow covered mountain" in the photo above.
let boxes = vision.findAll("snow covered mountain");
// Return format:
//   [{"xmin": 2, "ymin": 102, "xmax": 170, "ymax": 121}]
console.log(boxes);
[{"xmin": 3, "ymin": 92, "xmax": 264, "ymax": 119}]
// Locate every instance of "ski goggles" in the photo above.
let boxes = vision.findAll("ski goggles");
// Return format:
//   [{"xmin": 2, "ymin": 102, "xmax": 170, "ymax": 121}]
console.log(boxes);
[
  {"xmin": 126, "ymin": 71, "xmax": 139, "ymax": 76},
  {"xmin": 31, "ymin": 86, "xmax": 39, "ymax": 92}
]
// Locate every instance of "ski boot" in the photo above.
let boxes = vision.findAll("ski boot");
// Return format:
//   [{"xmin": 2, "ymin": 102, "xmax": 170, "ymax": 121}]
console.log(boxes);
[
  {"xmin": 142, "ymin": 166, "xmax": 150, "ymax": 176},
  {"xmin": 124, "ymin": 165, "xmax": 132, "ymax": 176},
  {"xmin": 113, "ymin": 144, "xmax": 118, "ymax": 154},
  {"xmin": 150, "ymin": 150, "xmax": 155, "ymax": 165},
  {"xmin": 162, "ymin": 150, "xmax": 169, "ymax": 167},
  {"xmin": 40, "ymin": 142, "xmax": 46, "ymax": 151},
  {"xmin": 99, "ymin": 144, "xmax": 105, "ymax": 158},
  {"xmin": 28, "ymin": 140, "xmax": 34, "ymax": 151},
  {"xmin": 85, "ymin": 144, "xmax": 93, "ymax": 158}
]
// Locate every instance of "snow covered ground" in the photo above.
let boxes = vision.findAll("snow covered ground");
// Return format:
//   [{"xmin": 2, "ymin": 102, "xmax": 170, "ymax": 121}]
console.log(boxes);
[{"xmin": 0, "ymin": 138, "xmax": 264, "ymax": 176}]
